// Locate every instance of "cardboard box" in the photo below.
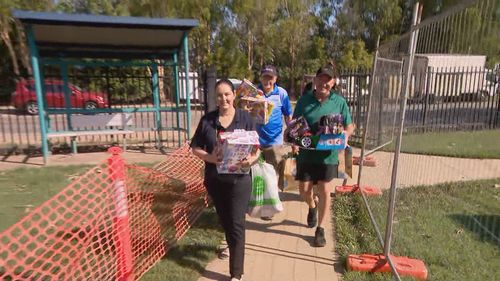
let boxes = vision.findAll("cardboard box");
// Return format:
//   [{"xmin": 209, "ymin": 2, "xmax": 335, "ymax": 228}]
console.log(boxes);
[
  {"xmin": 235, "ymin": 79, "xmax": 274, "ymax": 124},
  {"xmin": 239, "ymin": 98, "xmax": 274, "ymax": 124},
  {"xmin": 217, "ymin": 130, "xmax": 260, "ymax": 174},
  {"xmin": 235, "ymin": 79, "xmax": 264, "ymax": 99},
  {"xmin": 315, "ymin": 133, "xmax": 347, "ymax": 150}
]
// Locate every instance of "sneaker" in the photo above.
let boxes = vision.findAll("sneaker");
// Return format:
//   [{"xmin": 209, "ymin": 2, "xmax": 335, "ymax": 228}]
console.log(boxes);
[
  {"xmin": 261, "ymin": 216, "xmax": 273, "ymax": 221},
  {"xmin": 218, "ymin": 246, "xmax": 229, "ymax": 259},
  {"xmin": 231, "ymin": 276, "xmax": 243, "ymax": 281},
  {"xmin": 314, "ymin": 227, "xmax": 326, "ymax": 247},
  {"xmin": 307, "ymin": 207, "xmax": 317, "ymax": 228}
]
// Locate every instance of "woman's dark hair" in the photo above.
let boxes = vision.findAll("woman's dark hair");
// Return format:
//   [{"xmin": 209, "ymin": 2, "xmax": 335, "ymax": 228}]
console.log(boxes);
[{"xmin": 215, "ymin": 78, "xmax": 235, "ymax": 92}]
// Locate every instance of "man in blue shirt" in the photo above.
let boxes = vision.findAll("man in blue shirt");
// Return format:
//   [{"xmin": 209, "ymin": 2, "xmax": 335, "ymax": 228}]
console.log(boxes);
[{"xmin": 257, "ymin": 65, "xmax": 293, "ymax": 210}]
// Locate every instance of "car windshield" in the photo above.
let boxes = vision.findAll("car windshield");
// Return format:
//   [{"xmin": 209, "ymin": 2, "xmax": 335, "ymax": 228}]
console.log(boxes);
[{"xmin": 71, "ymin": 84, "xmax": 83, "ymax": 91}]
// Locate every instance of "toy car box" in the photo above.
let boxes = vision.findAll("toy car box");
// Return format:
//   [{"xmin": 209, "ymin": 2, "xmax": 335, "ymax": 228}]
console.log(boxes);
[
  {"xmin": 284, "ymin": 115, "xmax": 347, "ymax": 150},
  {"xmin": 217, "ymin": 129, "xmax": 260, "ymax": 174}
]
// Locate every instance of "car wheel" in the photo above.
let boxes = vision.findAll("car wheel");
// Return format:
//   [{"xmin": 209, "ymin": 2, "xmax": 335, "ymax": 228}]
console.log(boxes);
[
  {"xmin": 84, "ymin": 101, "xmax": 98, "ymax": 110},
  {"xmin": 301, "ymin": 137, "xmax": 312, "ymax": 148},
  {"xmin": 25, "ymin": 101, "xmax": 39, "ymax": 115}
]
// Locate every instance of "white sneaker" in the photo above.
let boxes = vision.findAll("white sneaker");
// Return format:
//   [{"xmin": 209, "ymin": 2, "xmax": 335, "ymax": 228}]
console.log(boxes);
[{"xmin": 231, "ymin": 277, "xmax": 242, "ymax": 281}]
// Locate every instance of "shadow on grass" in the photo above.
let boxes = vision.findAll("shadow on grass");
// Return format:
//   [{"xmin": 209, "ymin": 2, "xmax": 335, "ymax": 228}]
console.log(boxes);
[
  {"xmin": 449, "ymin": 214, "xmax": 500, "ymax": 246},
  {"xmin": 162, "ymin": 209, "xmax": 223, "ymax": 273}
]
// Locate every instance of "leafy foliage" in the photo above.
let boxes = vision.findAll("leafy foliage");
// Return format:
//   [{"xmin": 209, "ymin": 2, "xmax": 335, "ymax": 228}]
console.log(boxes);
[{"xmin": 1, "ymin": 0, "xmax": 499, "ymax": 101}]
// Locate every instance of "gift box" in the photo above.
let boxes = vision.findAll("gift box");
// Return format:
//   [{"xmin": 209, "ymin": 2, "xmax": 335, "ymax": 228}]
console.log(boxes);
[
  {"xmin": 235, "ymin": 79, "xmax": 274, "ymax": 124},
  {"xmin": 217, "ymin": 129, "xmax": 260, "ymax": 174}
]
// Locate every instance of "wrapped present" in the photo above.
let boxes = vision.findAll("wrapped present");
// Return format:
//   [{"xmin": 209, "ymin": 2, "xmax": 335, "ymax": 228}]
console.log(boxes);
[
  {"xmin": 217, "ymin": 129, "xmax": 260, "ymax": 174},
  {"xmin": 235, "ymin": 79, "xmax": 274, "ymax": 124}
]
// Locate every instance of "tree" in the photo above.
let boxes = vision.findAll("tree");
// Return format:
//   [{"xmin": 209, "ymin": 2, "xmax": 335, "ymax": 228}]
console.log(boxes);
[
  {"xmin": 269, "ymin": 0, "xmax": 325, "ymax": 98},
  {"xmin": 338, "ymin": 39, "xmax": 373, "ymax": 70}
]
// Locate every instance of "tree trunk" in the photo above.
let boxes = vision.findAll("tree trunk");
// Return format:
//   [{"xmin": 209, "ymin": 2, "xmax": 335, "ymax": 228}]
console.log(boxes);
[
  {"xmin": 290, "ymin": 42, "xmax": 296, "ymax": 99},
  {"xmin": 247, "ymin": 29, "xmax": 253, "ymax": 72},
  {"xmin": 157, "ymin": 61, "xmax": 166, "ymax": 104},
  {"xmin": 0, "ymin": 25, "xmax": 20, "ymax": 76},
  {"xmin": 15, "ymin": 20, "xmax": 32, "ymax": 75}
]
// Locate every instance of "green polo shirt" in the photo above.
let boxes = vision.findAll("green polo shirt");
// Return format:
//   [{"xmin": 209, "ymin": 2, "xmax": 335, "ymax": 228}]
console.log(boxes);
[{"xmin": 292, "ymin": 90, "xmax": 353, "ymax": 165}]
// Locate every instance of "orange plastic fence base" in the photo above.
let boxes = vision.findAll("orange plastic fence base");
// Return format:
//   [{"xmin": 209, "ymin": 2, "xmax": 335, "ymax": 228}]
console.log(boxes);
[
  {"xmin": 348, "ymin": 253, "xmax": 428, "ymax": 280},
  {"xmin": 335, "ymin": 184, "xmax": 382, "ymax": 196},
  {"xmin": 353, "ymin": 156, "xmax": 376, "ymax": 166}
]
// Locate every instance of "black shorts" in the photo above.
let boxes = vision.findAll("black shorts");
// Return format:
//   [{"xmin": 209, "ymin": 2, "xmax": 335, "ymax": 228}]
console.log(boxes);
[{"xmin": 295, "ymin": 163, "xmax": 338, "ymax": 183}]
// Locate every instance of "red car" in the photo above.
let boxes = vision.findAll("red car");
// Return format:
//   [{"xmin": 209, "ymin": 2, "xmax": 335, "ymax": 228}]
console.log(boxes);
[{"xmin": 11, "ymin": 79, "xmax": 108, "ymax": 115}]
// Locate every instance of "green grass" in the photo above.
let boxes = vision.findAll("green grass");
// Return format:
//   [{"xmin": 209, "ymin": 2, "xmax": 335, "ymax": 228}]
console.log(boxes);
[
  {"xmin": 141, "ymin": 208, "xmax": 224, "ymax": 281},
  {"xmin": 0, "ymin": 164, "xmax": 223, "ymax": 281},
  {"xmin": 390, "ymin": 130, "xmax": 500, "ymax": 159},
  {"xmin": 0, "ymin": 165, "xmax": 93, "ymax": 232},
  {"xmin": 334, "ymin": 178, "xmax": 500, "ymax": 281}
]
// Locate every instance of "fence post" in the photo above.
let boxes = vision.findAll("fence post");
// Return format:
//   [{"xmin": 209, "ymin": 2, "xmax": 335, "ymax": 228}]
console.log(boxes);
[
  {"xmin": 422, "ymin": 66, "xmax": 432, "ymax": 130},
  {"xmin": 204, "ymin": 65, "xmax": 217, "ymax": 114},
  {"xmin": 384, "ymin": 2, "xmax": 421, "ymax": 258},
  {"xmin": 107, "ymin": 147, "xmax": 134, "ymax": 281}
]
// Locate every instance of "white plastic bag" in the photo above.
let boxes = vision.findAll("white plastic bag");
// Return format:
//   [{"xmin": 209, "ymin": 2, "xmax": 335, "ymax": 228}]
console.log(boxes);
[{"xmin": 247, "ymin": 162, "xmax": 284, "ymax": 218}]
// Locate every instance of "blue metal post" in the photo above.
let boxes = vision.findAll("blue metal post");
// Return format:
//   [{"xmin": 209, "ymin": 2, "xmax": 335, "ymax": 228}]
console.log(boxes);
[
  {"xmin": 182, "ymin": 33, "xmax": 192, "ymax": 138},
  {"xmin": 151, "ymin": 61, "xmax": 162, "ymax": 148},
  {"xmin": 173, "ymin": 53, "xmax": 181, "ymax": 146},
  {"xmin": 60, "ymin": 61, "xmax": 77, "ymax": 153},
  {"xmin": 27, "ymin": 25, "xmax": 49, "ymax": 164}
]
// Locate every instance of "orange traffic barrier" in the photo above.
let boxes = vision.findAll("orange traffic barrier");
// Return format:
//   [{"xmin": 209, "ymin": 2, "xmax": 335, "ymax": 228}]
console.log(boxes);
[
  {"xmin": 348, "ymin": 253, "xmax": 428, "ymax": 280},
  {"xmin": 335, "ymin": 184, "xmax": 383, "ymax": 196},
  {"xmin": 353, "ymin": 155, "xmax": 376, "ymax": 166}
]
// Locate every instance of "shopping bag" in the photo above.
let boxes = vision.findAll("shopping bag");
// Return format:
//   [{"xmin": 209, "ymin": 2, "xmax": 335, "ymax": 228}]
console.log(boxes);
[
  {"xmin": 338, "ymin": 146, "xmax": 353, "ymax": 178},
  {"xmin": 247, "ymin": 162, "xmax": 284, "ymax": 218}
]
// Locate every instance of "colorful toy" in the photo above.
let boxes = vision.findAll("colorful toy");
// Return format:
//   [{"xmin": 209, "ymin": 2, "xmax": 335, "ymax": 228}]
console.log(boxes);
[
  {"xmin": 217, "ymin": 129, "xmax": 260, "ymax": 174},
  {"xmin": 284, "ymin": 114, "xmax": 347, "ymax": 150},
  {"xmin": 235, "ymin": 79, "xmax": 274, "ymax": 124}
]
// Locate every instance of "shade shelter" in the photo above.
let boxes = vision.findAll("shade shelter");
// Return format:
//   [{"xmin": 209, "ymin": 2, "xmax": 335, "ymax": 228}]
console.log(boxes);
[{"xmin": 13, "ymin": 9, "xmax": 199, "ymax": 164}]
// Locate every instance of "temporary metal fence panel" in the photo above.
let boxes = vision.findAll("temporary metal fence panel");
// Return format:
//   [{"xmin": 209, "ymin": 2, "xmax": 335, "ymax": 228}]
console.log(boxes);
[{"xmin": 350, "ymin": 1, "xmax": 500, "ymax": 280}]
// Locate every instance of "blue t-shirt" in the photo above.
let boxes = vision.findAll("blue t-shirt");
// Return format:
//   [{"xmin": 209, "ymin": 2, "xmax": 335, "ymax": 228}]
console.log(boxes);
[{"xmin": 256, "ymin": 85, "xmax": 293, "ymax": 146}]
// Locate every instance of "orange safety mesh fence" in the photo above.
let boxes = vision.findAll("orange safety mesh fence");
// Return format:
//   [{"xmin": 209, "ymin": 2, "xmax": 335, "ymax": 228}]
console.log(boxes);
[{"xmin": 0, "ymin": 144, "xmax": 207, "ymax": 281}]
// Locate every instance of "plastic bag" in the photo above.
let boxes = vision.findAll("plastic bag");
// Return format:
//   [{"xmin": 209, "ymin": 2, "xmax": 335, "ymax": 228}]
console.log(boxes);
[{"xmin": 247, "ymin": 162, "xmax": 284, "ymax": 218}]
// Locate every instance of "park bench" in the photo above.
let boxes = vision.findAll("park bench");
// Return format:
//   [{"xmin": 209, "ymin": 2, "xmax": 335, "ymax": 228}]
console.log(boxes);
[{"xmin": 47, "ymin": 113, "xmax": 135, "ymax": 154}]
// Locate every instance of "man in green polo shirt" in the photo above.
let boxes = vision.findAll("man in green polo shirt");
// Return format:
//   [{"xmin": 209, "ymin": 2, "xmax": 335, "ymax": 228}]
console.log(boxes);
[{"xmin": 292, "ymin": 63, "xmax": 354, "ymax": 247}]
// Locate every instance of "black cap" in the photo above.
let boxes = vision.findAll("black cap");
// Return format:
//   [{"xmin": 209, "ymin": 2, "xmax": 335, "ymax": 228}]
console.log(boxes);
[
  {"xmin": 260, "ymin": 65, "xmax": 278, "ymax": 77},
  {"xmin": 316, "ymin": 64, "xmax": 336, "ymax": 79}
]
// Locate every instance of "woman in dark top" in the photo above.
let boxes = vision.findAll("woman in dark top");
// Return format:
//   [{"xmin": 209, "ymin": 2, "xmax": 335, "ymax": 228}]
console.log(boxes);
[{"xmin": 190, "ymin": 79, "xmax": 259, "ymax": 281}]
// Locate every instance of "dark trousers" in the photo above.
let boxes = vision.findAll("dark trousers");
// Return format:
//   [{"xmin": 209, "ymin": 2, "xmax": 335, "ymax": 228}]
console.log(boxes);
[{"xmin": 206, "ymin": 174, "xmax": 252, "ymax": 278}]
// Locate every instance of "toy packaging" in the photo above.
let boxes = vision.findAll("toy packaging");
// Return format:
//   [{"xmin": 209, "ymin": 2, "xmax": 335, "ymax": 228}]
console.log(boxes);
[
  {"xmin": 235, "ymin": 79, "xmax": 274, "ymax": 124},
  {"xmin": 235, "ymin": 78, "xmax": 264, "ymax": 99},
  {"xmin": 217, "ymin": 129, "xmax": 260, "ymax": 174},
  {"xmin": 284, "ymin": 114, "xmax": 347, "ymax": 150}
]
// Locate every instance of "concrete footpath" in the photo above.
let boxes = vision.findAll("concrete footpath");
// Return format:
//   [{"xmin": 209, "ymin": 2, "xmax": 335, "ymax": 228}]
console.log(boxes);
[{"xmin": 198, "ymin": 188, "xmax": 342, "ymax": 281}]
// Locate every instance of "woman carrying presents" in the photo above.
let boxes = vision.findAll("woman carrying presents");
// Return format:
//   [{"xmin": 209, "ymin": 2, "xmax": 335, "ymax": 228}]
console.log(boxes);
[
  {"xmin": 292, "ymin": 63, "xmax": 354, "ymax": 247},
  {"xmin": 190, "ymin": 79, "xmax": 260, "ymax": 281}
]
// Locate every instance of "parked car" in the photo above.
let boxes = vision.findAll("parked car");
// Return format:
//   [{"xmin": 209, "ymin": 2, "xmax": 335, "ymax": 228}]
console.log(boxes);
[{"xmin": 11, "ymin": 79, "xmax": 108, "ymax": 115}]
